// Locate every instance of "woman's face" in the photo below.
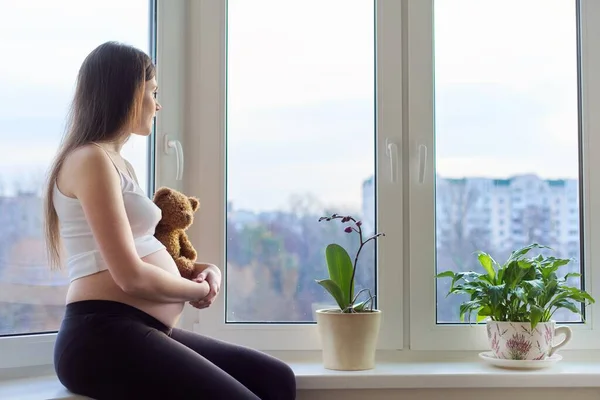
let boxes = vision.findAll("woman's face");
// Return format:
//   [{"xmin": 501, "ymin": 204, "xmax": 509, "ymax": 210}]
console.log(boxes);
[{"xmin": 132, "ymin": 76, "xmax": 161, "ymax": 136}]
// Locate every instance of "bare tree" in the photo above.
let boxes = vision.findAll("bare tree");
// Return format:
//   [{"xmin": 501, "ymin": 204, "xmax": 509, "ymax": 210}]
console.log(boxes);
[
  {"xmin": 436, "ymin": 179, "xmax": 491, "ymax": 323},
  {"xmin": 437, "ymin": 179, "xmax": 490, "ymax": 272},
  {"xmin": 287, "ymin": 193, "xmax": 323, "ymax": 218}
]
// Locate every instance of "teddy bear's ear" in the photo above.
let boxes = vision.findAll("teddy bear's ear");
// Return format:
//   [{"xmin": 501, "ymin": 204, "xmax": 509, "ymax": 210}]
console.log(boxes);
[
  {"xmin": 189, "ymin": 197, "xmax": 200, "ymax": 211},
  {"xmin": 153, "ymin": 187, "xmax": 173, "ymax": 202}
]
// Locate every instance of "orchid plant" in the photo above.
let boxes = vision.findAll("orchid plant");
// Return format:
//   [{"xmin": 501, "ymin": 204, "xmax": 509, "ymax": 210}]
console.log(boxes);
[{"xmin": 316, "ymin": 213, "xmax": 385, "ymax": 313}]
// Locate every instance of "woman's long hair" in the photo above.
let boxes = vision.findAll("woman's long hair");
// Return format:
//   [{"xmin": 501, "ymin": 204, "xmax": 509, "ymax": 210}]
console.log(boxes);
[{"xmin": 43, "ymin": 41, "xmax": 155, "ymax": 270}]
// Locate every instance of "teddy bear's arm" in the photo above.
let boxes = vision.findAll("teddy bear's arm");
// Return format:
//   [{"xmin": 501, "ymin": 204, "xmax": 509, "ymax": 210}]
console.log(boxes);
[
  {"xmin": 174, "ymin": 256, "xmax": 196, "ymax": 280},
  {"xmin": 179, "ymin": 233, "xmax": 198, "ymax": 262}
]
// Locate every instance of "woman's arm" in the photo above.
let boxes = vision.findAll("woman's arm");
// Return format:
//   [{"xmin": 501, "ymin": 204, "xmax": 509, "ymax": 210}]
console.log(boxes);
[
  {"xmin": 188, "ymin": 262, "xmax": 221, "ymax": 310},
  {"xmin": 66, "ymin": 145, "xmax": 209, "ymax": 303}
]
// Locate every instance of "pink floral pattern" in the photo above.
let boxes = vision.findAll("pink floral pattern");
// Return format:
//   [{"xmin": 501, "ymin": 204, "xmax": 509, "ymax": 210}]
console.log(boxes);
[
  {"xmin": 491, "ymin": 333, "xmax": 500, "ymax": 354},
  {"xmin": 544, "ymin": 325, "xmax": 553, "ymax": 345},
  {"xmin": 486, "ymin": 321, "xmax": 568, "ymax": 361},
  {"xmin": 505, "ymin": 333, "xmax": 532, "ymax": 360}
]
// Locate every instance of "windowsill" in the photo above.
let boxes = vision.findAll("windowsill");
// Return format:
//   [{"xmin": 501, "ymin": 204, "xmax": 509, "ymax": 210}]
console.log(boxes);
[
  {"xmin": 287, "ymin": 350, "xmax": 600, "ymax": 389},
  {"xmin": 2, "ymin": 350, "xmax": 600, "ymax": 398}
]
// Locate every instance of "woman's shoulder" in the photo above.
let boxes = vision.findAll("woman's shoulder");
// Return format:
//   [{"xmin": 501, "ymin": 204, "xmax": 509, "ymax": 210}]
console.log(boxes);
[
  {"xmin": 59, "ymin": 144, "xmax": 121, "ymax": 194},
  {"xmin": 66, "ymin": 142, "xmax": 107, "ymax": 163}
]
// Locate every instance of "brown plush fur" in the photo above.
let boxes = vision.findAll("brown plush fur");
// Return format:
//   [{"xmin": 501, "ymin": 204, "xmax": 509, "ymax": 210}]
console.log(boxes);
[{"xmin": 153, "ymin": 187, "xmax": 200, "ymax": 280}]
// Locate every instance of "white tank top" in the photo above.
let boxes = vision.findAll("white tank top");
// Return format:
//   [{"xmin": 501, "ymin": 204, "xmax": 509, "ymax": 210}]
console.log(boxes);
[{"xmin": 53, "ymin": 144, "xmax": 166, "ymax": 282}]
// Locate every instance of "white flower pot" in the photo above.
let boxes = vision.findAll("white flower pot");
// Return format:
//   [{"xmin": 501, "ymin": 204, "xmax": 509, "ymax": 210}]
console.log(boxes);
[
  {"xmin": 315, "ymin": 309, "xmax": 382, "ymax": 370},
  {"xmin": 486, "ymin": 320, "xmax": 572, "ymax": 360}
]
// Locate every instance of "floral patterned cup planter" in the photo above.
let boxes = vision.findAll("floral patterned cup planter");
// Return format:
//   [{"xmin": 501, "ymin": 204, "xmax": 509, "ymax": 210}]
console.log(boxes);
[{"xmin": 486, "ymin": 320, "xmax": 572, "ymax": 360}]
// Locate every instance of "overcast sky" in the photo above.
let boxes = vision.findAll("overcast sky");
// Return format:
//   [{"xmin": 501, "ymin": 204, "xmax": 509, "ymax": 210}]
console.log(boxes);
[{"xmin": 0, "ymin": 0, "xmax": 579, "ymax": 212}]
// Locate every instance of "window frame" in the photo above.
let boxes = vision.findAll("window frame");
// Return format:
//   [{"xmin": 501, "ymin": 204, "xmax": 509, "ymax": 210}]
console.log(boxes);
[
  {"xmin": 6, "ymin": 0, "xmax": 595, "ymax": 372},
  {"xmin": 185, "ymin": 0, "xmax": 404, "ymax": 351},
  {"xmin": 408, "ymin": 0, "xmax": 600, "ymax": 351},
  {"xmin": 0, "ymin": 0, "xmax": 183, "ymax": 369}
]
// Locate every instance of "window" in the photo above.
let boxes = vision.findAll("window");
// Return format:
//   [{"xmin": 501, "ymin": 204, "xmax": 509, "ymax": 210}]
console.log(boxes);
[
  {"xmin": 189, "ymin": 0, "xmax": 600, "ymax": 353},
  {"xmin": 0, "ymin": 0, "xmax": 160, "ymax": 369},
  {"xmin": 225, "ymin": 0, "xmax": 377, "ymax": 323},
  {"xmin": 410, "ymin": 0, "xmax": 600, "ymax": 350},
  {"xmin": 7, "ymin": 0, "xmax": 600, "ymax": 372},
  {"xmin": 189, "ymin": 0, "xmax": 403, "ymax": 350}
]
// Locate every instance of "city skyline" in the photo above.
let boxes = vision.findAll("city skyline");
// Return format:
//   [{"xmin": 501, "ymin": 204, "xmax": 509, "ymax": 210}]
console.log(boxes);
[{"xmin": 0, "ymin": 170, "xmax": 582, "ymax": 328}]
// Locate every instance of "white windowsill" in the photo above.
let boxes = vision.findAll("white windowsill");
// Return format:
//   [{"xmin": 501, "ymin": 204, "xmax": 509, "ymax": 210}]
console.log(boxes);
[{"xmin": 2, "ymin": 350, "xmax": 600, "ymax": 399}]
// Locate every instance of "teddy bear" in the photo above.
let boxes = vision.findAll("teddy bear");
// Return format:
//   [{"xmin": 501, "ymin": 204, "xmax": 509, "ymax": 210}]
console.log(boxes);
[{"xmin": 153, "ymin": 187, "xmax": 200, "ymax": 280}]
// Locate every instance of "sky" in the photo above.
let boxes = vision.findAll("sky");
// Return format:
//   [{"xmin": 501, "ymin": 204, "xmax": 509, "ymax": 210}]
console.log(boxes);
[
  {"xmin": 0, "ymin": 0, "xmax": 151, "ymax": 193},
  {"xmin": 0, "ymin": 0, "xmax": 580, "ymax": 213},
  {"xmin": 433, "ymin": 0, "xmax": 579, "ymax": 180}
]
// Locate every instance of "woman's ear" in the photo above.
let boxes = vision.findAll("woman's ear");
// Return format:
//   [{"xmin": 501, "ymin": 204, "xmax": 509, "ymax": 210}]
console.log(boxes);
[{"xmin": 189, "ymin": 197, "xmax": 200, "ymax": 211}]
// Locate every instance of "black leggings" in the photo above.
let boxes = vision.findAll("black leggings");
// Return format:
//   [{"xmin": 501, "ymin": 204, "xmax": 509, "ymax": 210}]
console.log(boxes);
[{"xmin": 54, "ymin": 300, "xmax": 296, "ymax": 400}]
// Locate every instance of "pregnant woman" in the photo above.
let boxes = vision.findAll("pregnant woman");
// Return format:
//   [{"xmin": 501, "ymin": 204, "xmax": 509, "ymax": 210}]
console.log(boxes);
[{"xmin": 44, "ymin": 41, "xmax": 296, "ymax": 400}]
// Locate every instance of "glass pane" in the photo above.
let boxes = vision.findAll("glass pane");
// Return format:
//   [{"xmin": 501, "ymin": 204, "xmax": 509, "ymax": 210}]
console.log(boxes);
[
  {"xmin": 434, "ymin": 0, "xmax": 581, "ymax": 323},
  {"xmin": 0, "ymin": 0, "xmax": 152, "ymax": 336},
  {"xmin": 226, "ymin": 0, "xmax": 376, "ymax": 323}
]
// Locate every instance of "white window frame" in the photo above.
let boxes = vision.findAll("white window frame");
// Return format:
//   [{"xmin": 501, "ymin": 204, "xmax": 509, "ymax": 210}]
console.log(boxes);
[
  {"xmin": 185, "ymin": 0, "xmax": 404, "ymax": 351},
  {"xmin": 0, "ymin": 0, "xmax": 186, "ymax": 370},
  {"xmin": 9, "ymin": 0, "xmax": 595, "ymax": 371},
  {"xmin": 408, "ymin": 0, "xmax": 600, "ymax": 351}
]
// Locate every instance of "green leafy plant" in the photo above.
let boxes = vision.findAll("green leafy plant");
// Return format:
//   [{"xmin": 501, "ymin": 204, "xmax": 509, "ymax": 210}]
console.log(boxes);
[
  {"xmin": 436, "ymin": 243, "xmax": 595, "ymax": 329},
  {"xmin": 316, "ymin": 213, "xmax": 385, "ymax": 313}
]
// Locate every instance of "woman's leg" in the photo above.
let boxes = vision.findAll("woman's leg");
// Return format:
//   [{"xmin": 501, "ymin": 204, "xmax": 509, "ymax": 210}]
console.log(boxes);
[
  {"xmin": 55, "ymin": 315, "xmax": 261, "ymax": 400},
  {"xmin": 170, "ymin": 328, "xmax": 297, "ymax": 400}
]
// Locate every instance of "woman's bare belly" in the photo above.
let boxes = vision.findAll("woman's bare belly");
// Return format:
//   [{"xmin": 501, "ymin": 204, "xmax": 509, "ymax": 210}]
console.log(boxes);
[{"xmin": 65, "ymin": 249, "xmax": 185, "ymax": 328}]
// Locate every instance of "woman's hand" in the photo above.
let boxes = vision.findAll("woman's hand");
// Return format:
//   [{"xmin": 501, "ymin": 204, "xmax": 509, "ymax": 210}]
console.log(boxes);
[{"xmin": 189, "ymin": 263, "xmax": 221, "ymax": 310}]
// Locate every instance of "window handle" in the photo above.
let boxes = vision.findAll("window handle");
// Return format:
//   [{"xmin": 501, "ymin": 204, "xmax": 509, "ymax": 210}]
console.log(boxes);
[
  {"xmin": 418, "ymin": 144, "xmax": 427, "ymax": 184},
  {"xmin": 386, "ymin": 138, "xmax": 399, "ymax": 183},
  {"xmin": 164, "ymin": 134, "xmax": 184, "ymax": 181}
]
